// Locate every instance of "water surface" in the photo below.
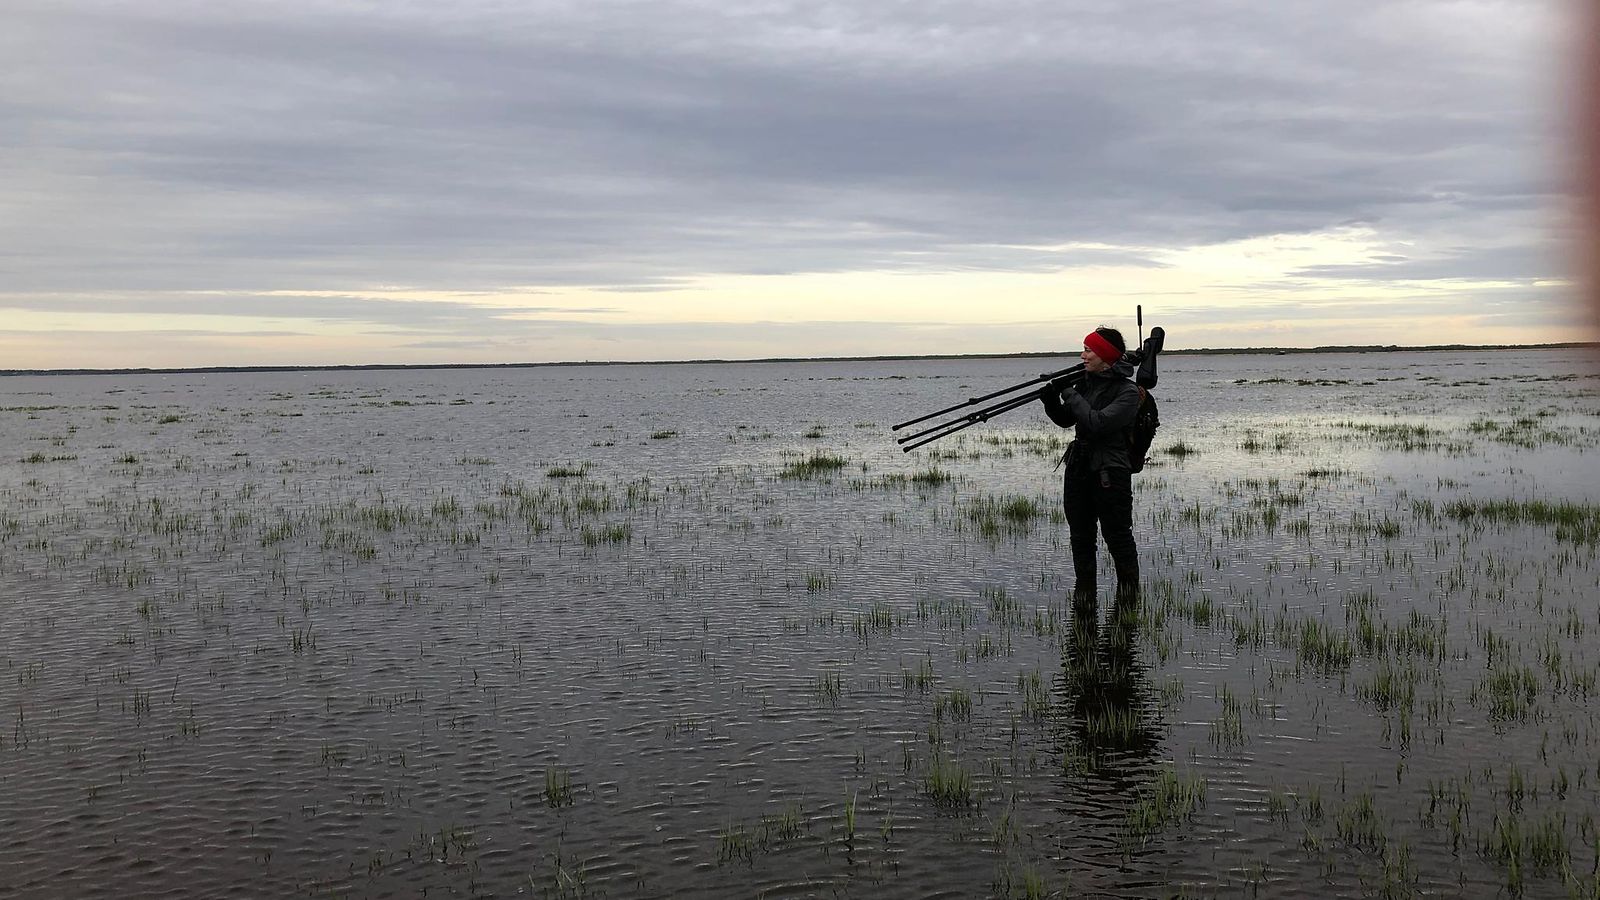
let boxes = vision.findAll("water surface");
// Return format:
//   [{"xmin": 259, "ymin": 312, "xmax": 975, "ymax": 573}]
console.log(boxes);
[{"xmin": 3, "ymin": 349, "xmax": 1599, "ymax": 898}]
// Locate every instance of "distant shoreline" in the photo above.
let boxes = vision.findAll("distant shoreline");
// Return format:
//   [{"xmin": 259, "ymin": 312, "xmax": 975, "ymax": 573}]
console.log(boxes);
[{"xmin": 3, "ymin": 342, "xmax": 1596, "ymax": 378}]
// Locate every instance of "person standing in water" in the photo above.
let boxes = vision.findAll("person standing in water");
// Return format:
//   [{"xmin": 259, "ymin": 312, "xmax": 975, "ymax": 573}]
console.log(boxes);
[{"xmin": 1042, "ymin": 327, "xmax": 1142, "ymax": 601}]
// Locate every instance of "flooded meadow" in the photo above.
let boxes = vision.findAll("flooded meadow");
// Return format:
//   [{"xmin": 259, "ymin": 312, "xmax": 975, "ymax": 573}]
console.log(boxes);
[{"xmin": 2, "ymin": 349, "xmax": 1599, "ymax": 898}]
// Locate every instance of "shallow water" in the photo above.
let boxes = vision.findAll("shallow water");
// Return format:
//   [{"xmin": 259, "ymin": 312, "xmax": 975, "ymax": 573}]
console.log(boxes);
[{"xmin": 2, "ymin": 348, "xmax": 1599, "ymax": 898}]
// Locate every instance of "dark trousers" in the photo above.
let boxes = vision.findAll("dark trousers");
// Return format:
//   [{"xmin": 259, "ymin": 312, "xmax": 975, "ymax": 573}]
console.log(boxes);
[{"xmin": 1063, "ymin": 466, "xmax": 1138, "ymax": 595}]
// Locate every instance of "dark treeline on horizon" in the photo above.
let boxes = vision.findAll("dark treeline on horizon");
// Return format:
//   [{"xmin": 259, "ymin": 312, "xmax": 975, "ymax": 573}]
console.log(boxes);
[{"xmin": 3, "ymin": 342, "xmax": 1597, "ymax": 378}]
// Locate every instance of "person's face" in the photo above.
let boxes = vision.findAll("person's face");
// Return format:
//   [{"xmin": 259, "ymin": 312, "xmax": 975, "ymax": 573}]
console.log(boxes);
[{"xmin": 1081, "ymin": 345, "xmax": 1109, "ymax": 373}]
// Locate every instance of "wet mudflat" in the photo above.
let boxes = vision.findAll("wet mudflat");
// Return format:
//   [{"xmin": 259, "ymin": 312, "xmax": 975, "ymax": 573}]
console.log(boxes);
[{"xmin": 2, "ymin": 349, "xmax": 1599, "ymax": 899}]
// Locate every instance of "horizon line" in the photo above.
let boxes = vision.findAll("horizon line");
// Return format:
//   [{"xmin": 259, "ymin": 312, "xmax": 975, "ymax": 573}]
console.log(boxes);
[{"xmin": 4, "ymin": 341, "xmax": 1597, "ymax": 378}]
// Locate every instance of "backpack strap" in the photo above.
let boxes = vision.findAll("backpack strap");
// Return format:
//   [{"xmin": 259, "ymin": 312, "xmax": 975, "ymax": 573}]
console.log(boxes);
[{"xmin": 1089, "ymin": 379, "xmax": 1142, "ymax": 413}]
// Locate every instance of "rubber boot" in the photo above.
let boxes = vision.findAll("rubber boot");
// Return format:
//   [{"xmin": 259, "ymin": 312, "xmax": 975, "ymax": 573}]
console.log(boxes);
[
  {"xmin": 1111, "ymin": 553, "xmax": 1139, "ymax": 601},
  {"xmin": 1099, "ymin": 469, "xmax": 1139, "ymax": 601},
  {"xmin": 1064, "ymin": 470, "xmax": 1099, "ymax": 604},
  {"xmin": 1070, "ymin": 536, "xmax": 1099, "ymax": 602}
]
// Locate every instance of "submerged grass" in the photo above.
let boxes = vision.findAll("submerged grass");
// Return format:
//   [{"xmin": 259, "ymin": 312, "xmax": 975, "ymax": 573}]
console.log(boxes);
[
  {"xmin": 544, "ymin": 767, "xmax": 575, "ymax": 808},
  {"xmin": 924, "ymin": 752, "xmax": 975, "ymax": 808},
  {"xmin": 963, "ymin": 494, "xmax": 1051, "ymax": 538},
  {"xmin": 1125, "ymin": 768, "xmax": 1206, "ymax": 848},
  {"xmin": 6, "ymin": 357, "xmax": 1600, "ymax": 898},
  {"xmin": 1445, "ymin": 498, "xmax": 1600, "ymax": 544},
  {"xmin": 779, "ymin": 452, "xmax": 849, "ymax": 479}
]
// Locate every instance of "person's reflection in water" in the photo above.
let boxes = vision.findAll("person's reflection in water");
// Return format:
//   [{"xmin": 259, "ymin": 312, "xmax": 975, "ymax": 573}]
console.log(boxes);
[
  {"xmin": 1049, "ymin": 595, "xmax": 1169, "ymax": 893},
  {"xmin": 1060, "ymin": 595, "xmax": 1162, "ymax": 779}
]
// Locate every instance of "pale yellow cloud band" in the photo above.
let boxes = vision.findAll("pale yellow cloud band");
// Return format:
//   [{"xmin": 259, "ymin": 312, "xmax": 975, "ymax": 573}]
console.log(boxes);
[{"xmin": 0, "ymin": 227, "xmax": 1576, "ymax": 368}]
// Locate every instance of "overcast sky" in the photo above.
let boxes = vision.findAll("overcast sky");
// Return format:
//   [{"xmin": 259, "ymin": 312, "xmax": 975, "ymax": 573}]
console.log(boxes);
[{"xmin": 1, "ymin": 0, "xmax": 1586, "ymax": 368}]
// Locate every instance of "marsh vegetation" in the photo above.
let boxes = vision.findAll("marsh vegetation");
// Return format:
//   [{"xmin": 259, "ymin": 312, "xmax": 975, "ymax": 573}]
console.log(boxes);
[{"xmin": 2, "ymin": 350, "xmax": 1598, "ymax": 897}]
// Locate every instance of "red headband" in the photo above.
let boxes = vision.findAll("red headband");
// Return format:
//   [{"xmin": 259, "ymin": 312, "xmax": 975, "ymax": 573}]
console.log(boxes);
[{"xmin": 1083, "ymin": 331, "xmax": 1122, "ymax": 365}]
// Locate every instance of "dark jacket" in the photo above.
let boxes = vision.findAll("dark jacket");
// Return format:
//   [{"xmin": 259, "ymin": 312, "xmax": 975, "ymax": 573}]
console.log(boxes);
[{"xmin": 1042, "ymin": 361, "xmax": 1141, "ymax": 472}]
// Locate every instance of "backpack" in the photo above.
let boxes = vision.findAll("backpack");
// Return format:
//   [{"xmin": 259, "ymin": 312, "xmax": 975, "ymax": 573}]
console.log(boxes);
[{"xmin": 1127, "ymin": 387, "xmax": 1160, "ymax": 473}]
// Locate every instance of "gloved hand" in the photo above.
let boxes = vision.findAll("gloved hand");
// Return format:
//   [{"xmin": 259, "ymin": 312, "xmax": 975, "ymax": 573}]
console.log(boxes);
[{"xmin": 1143, "ymin": 326, "xmax": 1165, "ymax": 356}]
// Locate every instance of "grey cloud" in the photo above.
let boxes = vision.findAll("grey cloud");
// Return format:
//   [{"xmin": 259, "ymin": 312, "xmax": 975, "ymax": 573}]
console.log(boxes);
[
  {"xmin": 0, "ymin": 293, "xmax": 617, "ymax": 327},
  {"xmin": 395, "ymin": 317, "xmax": 1103, "ymax": 357},
  {"xmin": 0, "ymin": 328, "xmax": 310, "ymax": 338},
  {"xmin": 0, "ymin": 0, "xmax": 1572, "ymax": 338},
  {"xmin": 1149, "ymin": 287, "xmax": 1583, "ymax": 335},
  {"xmin": 1290, "ymin": 243, "xmax": 1564, "ymax": 282}
]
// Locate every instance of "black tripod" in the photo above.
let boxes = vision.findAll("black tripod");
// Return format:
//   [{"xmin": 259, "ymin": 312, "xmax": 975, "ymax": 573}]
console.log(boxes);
[{"xmin": 892, "ymin": 326, "xmax": 1163, "ymax": 452}]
